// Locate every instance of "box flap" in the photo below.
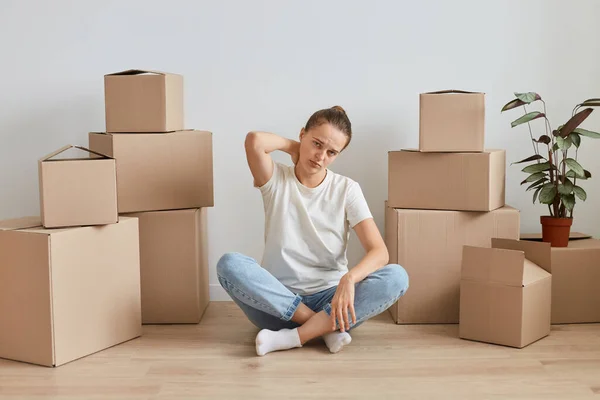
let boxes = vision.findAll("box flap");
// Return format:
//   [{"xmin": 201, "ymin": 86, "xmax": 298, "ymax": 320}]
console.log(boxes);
[
  {"xmin": 39, "ymin": 145, "xmax": 112, "ymax": 162},
  {"xmin": 491, "ymin": 238, "xmax": 552, "ymax": 273},
  {"xmin": 0, "ymin": 216, "xmax": 42, "ymax": 231},
  {"xmin": 522, "ymin": 259, "xmax": 551, "ymax": 286},
  {"xmin": 423, "ymin": 89, "xmax": 484, "ymax": 95},
  {"xmin": 520, "ymin": 232, "xmax": 592, "ymax": 241},
  {"xmin": 462, "ymin": 246, "xmax": 526, "ymax": 287},
  {"xmin": 105, "ymin": 69, "xmax": 168, "ymax": 76},
  {"xmin": 393, "ymin": 148, "xmax": 497, "ymax": 154}
]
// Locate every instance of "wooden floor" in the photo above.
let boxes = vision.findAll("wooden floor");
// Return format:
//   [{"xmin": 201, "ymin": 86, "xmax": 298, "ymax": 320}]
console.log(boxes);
[{"xmin": 1, "ymin": 302, "xmax": 600, "ymax": 399}]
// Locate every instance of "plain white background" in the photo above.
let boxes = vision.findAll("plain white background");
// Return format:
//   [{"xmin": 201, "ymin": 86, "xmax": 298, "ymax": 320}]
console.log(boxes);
[{"xmin": 1, "ymin": 0, "xmax": 599, "ymax": 300}]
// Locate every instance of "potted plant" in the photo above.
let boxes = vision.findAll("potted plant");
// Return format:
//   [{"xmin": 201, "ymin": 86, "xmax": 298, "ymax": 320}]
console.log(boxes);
[{"xmin": 501, "ymin": 92, "xmax": 600, "ymax": 247}]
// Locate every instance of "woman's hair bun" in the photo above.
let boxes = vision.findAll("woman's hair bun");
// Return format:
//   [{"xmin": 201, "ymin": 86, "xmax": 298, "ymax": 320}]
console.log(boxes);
[{"xmin": 331, "ymin": 105, "xmax": 346, "ymax": 114}]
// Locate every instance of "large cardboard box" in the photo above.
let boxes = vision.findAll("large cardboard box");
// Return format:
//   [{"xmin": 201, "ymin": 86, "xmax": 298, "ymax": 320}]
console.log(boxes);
[
  {"xmin": 38, "ymin": 145, "xmax": 118, "ymax": 228},
  {"xmin": 419, "ymin": 90, "xmax": 485, "ymax": 152},
  {"xmin": 89, "ymin": 130, "xmax": 214, "ymax": 213},
  {"xmin": 385, "ymin": 205, "xmax": 520, "ymax": 324},
  {"xmin": 0, "ymin": 216, "xmax": 142, "ymax": 367},
  {"xmin": 388, "ymin": 149, "xmax": 505, "ymax": 211},
  {"xmin": 104, "ymin": 69, "xmax": 184, "ymax": 133},
  {"xmin": 122, "ymin": 208, "xmax": 209, "ymax": 324},
  {"xmin": 521, "ymin": 233, "xmax": 600, "ymax": 324},
  {"xmin": 460, "ymin": 238, "xmax": 552, "ymax": 348}
]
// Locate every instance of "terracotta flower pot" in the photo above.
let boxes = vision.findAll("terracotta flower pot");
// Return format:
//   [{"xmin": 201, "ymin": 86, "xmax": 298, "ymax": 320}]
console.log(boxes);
[{"xmin": 540, "ymin": 216, "xmax": 573, "ymax": 247}]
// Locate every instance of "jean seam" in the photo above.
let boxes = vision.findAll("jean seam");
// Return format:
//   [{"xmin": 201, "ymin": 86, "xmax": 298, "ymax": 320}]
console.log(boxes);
[{"xmin": 218, "ymin": 274, "xmax": 301, "ymax": 321}]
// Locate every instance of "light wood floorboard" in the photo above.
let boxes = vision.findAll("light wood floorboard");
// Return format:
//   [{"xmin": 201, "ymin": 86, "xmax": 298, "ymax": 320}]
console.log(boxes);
[{"xmin": 1, "ymin": 302, "xmax": 599, "ymax": 399}]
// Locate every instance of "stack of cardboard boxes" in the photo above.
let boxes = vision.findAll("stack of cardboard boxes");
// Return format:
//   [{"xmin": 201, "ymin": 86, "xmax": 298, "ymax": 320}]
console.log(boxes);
[
  {"xmin": 91, "ymin": 70, "xmax": 213, "ymax": 325},
  {"xmin": 385, "ymin": 90, "xmax": 521, "ymax": 326},
  {"xmin": 386, "ymin": 90, "xmax": 600, "ymax": 349},
  {"xmin": 0, "ymin": 69, "xmax": 213, "ymax": 367}
]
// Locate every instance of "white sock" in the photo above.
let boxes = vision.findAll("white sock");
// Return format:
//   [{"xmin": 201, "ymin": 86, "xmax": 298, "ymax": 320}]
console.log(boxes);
[
  {"xmin": 255, "ymin": 328, "xmax": 302, "ymax": 356},
  {"xmin": 323, "ymin": 331, "xmax": 352, "ymax": 353}
]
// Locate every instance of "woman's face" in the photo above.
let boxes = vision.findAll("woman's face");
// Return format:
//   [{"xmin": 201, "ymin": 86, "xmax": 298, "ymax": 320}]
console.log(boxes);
[{"xmin": 298, "ymin": 123, "xmax": 348, "ymax": 174}]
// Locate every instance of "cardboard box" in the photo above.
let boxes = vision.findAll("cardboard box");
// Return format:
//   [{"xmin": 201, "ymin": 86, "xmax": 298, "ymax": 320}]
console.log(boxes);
[
  {"xmin": 0, "ymin": 216, "xmax": 142, "ymax": 367},
  {"xmin": 388, "ymin": 149, "xmax": 505, "ymax": 211},
  {"xmin": 521, "ymin": 233, "xmax": 600, "ymax": 324},
  {"xmin": 122, "ymin": 208, "xmax": 209, "ymax": 324},
  {"xmin": 385, "ymin": 204, "xmax": 520, "ymax": 324},
  {"xmin": 419, "ymin": 90, "xmax": 485, "ymax": 152},
  {"xmin": 89, "ymin": 130, "xmax": 214, "ymax": 213},
  {"xmin": 460, "ymin": 238, "xmax": 552, "ymax": 348},
  {"xmin": 38, "ymin": 145, "xmax": 118, "ymax": 228},
  {"xmin": 104, "ymin": 69, "xmax": 184, "ymax": 133}
]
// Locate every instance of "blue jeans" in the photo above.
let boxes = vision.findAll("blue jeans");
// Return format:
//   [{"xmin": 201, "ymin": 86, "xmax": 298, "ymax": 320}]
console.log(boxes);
[{"xmin": 216, "ymin": 252, "xmax": 409, "ymax": 331}]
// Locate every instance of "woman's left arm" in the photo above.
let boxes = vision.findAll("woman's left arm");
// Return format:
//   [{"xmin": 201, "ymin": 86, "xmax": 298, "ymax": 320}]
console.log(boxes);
[
  {"xmin": 346, "ymin": 218, "xmax": 389, "ymax": 284},
  {"xmin": 330, "ymin": 218, "xmax": 389, "ymax": 332}
]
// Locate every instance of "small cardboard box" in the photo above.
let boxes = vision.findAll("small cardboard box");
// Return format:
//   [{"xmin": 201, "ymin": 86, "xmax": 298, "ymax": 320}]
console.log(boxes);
[
  {"xmin": 38, "ymin": 145, "xmax": 118, "ymax": 228},
  {"xmin": 122, "ymin": 208, "xmax": 209, "ymax": 324},
  {"xmin": 388, "ymin": 149, "xmax": 505, "ymax": 212},
  {"xmin": 385, "ymin": 204, "xmax": 520, "ymax": 324},
  {"xmin": 89, "ymin": 130, "xmax": 214, "ymax": 213},
  {"xmin": 460, "ymin": 238, "xmax": 552, "ymax": 348},
  {"xmin": 521, "ymin": 233, "xmax": 600, "ymax": 324},
  {"xmin": 419, "ymin": 90, "xmax": 485, "ymax": 152},
  {"xmin": 0, "ymin": 216, "xmax": 142, "ymax": 367},
  {"xmin": 104, "ymin": 69, "xmax": 184, "ymax": 133}
]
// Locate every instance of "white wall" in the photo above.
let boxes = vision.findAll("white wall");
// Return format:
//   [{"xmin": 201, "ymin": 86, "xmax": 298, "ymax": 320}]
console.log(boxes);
[{"xmin": 1, "ymin": 0, "xmax": 600, "ymax": 300}]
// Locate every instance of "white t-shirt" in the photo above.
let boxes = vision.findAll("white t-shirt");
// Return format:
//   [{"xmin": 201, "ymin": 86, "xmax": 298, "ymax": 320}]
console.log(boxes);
[{"xmin": 257, "ymin": 161, "xmax": 373, "ymax": 295}]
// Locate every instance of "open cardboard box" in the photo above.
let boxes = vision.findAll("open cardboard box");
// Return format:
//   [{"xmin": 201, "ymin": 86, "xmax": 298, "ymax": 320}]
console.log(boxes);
[
  {"xmin": 520, "ymin": 232, "xmax": 600, "ymax": 324},
  {"xmin": 460, "ymin": 238, "xmax": 552, "ymax": 348},
  {"xmin": 38, "ymin": 145, "xmax": 118, "ymax": 228}
]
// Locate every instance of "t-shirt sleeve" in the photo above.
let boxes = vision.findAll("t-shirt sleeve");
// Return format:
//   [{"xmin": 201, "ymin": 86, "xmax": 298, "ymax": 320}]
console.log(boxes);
[
  {"xmin": 345, "ymin": 180, "xmax": 373, "ymax": 228},
  {"xmin": 257, "ymin": 160, "xmax": 283, "ymax": 199}
]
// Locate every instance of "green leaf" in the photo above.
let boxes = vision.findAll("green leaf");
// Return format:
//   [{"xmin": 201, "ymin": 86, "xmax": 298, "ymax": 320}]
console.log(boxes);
[
  {"xmin": 552, "ymin": 143, "xmax": 559, "ymax": 152},
  {"xmin": 521, "ymin": 172, "xmax": 547, "ymax": 185},
  {"xmin": 512, "ymin": 154, "xmax": 545, "ymax": 164},
  {"xmin": 533, "ymin": 186, "xmax": 543, "ymax": 203},
  {"xmin": 566, "ymin": 170, "xmax": 587, "ymax": 180},
  {"xmin": 572, "ymin": 128, "xmax": 600, "ymax": 139},
  {"xmin": 558, "ymin": 179, "xmax": 574, "ymax": 194},
  {"xmin": 565, "ymin": 158, "xmax": 584, "ymax": 177},
  {"xmin": 574, "ymin": 185, "xmax": 587, "ymax": 201},
  {"xmin": 511, "ymin": 112, "xmax": 546, "ymax": 128},
  {"xmin": 514, "ymin": 92, "xmax": 541, "ymax": 103},
  {"xmin": 501, "ymin": 98, "xmax": 526, "ymax": 112},
  {"xmin": 526, "ymin": 177, "xmax": 548, "ymax": 191},
  {"xmin": 569, "ymin": 132, "xmax": 581, "ymax": 148},
  {"xmin": 534, "ymin": 135, "xmax": 551, "ymax": 144},
  {"xmin": 522, "ymin": 161, "xmax": 552, "ymax": 173},
  {"xmin": 561, "ymin": 194, "xmax": 576, "ymax": 211},
  {"xmin": 581, "ymin": 98, "xmax": 600, "ymax": 107},
  {"xmin": 539, "ymin": 184, "xmax": 558, "ymax": 204},
  {"xmin": 585, "ymin": 170, "xmax": 592, "ymax": 178},
  {"xmin": 556, "ymin": 136, "xmax": 573, "ymax": 150},
  {"xmin": 560, "ymin": 108, "xmax": 594, "ymax": 137}
]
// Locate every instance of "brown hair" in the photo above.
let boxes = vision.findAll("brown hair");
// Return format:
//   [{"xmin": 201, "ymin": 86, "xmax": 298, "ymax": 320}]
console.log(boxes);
[{"xmin": 304, "ymin": 105, "xmax": 352, "ymax": 150}]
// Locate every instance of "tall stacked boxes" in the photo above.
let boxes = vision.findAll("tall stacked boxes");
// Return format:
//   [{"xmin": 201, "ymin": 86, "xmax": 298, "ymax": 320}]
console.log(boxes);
[
  {"xmin": 91, "ymin": 69, "xmax": 214, "ymax": 325},
  {"xmin": 385, "ymin": 90, "xmax": 522, "ymax": 325}
]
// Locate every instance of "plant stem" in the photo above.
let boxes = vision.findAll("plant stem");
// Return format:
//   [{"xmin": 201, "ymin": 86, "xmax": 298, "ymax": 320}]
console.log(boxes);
[{"xmin": 523, "ymin": 105, "xmax": 539, "ymax": 156}]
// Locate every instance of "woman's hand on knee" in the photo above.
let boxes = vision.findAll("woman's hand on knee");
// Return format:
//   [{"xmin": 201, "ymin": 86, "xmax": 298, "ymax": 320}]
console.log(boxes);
[{"xmin": 330, "ymin": 274, "xmax": 357, "ymax": 332}]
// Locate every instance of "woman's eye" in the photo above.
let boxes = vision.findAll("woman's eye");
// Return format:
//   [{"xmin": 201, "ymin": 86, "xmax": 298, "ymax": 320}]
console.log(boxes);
[{"xmin": 313, "ymin": 141, "xmax": 321, "ymax": 147}]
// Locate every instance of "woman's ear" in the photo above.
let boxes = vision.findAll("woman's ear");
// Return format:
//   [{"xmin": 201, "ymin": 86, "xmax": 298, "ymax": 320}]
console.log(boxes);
[{"xmin": 299, "ymin": 128, "xmax": 305, "ymax": 141}]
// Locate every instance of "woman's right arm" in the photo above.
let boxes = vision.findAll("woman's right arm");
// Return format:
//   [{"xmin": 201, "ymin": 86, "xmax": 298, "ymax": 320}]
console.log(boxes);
[{"xmin": 244, "ymin": 131, "xmax": 299, "ymax": 187}]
